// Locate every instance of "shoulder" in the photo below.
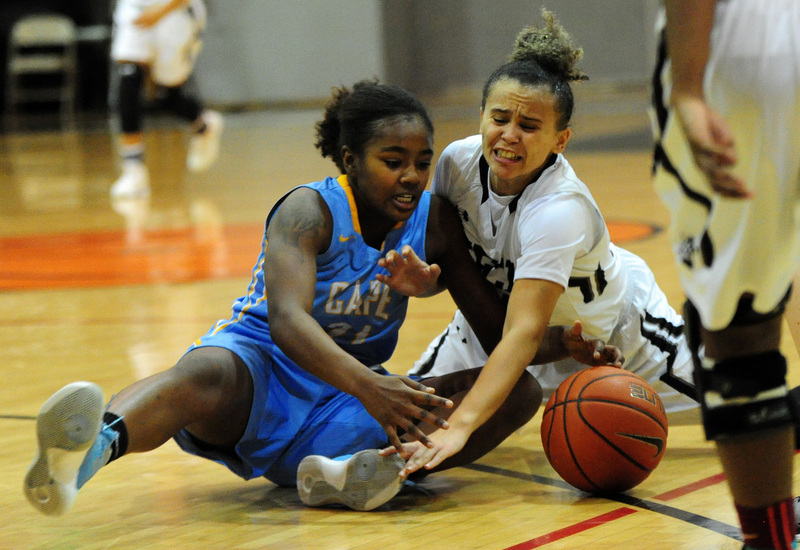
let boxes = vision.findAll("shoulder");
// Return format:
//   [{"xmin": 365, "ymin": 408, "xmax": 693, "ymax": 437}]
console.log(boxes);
[
  {"xmin": 266, "ymin": 183, "xmax": 334, "ymax": 253},
  {"xmin": 433, "ymin": 135, "xmax": 483, "ymax": 196},
  {"xmin": 439, "ymin": 135, "xmax": 483, "ymax": 166},
  {"xmin": 519, "ymin": 155, "xmax": 593, "ymax": 205},
  {"xmin": 269, "ymin": 184, "xmax": 326, "ymax": 219}
]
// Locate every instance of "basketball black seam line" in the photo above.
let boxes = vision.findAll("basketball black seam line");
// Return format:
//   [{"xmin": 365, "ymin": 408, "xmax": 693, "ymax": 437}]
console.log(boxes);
[
  {"xmin": 546, "ymin": 371, "xmax": 666, "ymax": 487},
  {"xmin": 575, "ymin": 387, "xmax": 665, "ymax": 472}
]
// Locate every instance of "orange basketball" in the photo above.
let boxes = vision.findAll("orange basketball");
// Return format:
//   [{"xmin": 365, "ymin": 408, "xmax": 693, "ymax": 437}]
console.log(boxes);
[{"xmin": 540, "ymin": 366, "xmax": 668, "ymax": 493}]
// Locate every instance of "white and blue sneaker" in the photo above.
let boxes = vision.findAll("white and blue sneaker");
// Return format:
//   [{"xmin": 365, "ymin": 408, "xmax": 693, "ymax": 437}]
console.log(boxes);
[
  {"xmin": 24, "ymin": 382, "xmax": 104, "ymax": 516},
  {"xmin": 297, "ymin": 449, "xmax": 405, "ymax": 511}
]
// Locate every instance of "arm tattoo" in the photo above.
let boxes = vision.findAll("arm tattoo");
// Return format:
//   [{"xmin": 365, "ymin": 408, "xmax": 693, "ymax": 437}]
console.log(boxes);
[{"xmin": 272, "ymin": 195, "xmax": 331, "ymax": 251}]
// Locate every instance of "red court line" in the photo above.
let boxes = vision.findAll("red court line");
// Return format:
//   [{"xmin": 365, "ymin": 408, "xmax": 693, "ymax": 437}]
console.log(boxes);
[
  {"xmin": 504, "ymin": 508, "xmax": 638, "ymax": 549},
  {"xmin": 503, "ymin": 471, "xmax": 730, "ymax": 549},
  {"xmin": 654, "ymin": 472, "xmax": 727, "ymax": 502}
]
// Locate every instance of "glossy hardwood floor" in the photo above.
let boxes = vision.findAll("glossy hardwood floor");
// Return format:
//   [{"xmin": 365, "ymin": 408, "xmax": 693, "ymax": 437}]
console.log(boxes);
[{"xmin": 2, "ymin": 86, "xmax": 799, "ymax": 549}]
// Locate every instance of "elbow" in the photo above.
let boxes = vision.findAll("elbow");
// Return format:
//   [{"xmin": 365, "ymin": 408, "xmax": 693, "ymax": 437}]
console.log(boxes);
[{"xmin": 267, "ymin": 304, "xmax": 296, "ymax": 351}]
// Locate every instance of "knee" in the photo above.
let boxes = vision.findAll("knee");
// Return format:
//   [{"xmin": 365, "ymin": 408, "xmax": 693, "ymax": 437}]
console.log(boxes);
[
  {"xmin": 172, "ymin": 347, "xmax": 252, "ymax": 405},
  {"xmin": 506, "ymin": 371, "xmax": 542, "ymax": 427},
  {"xmin": 162, "ymin": 85, "xmax": 202, "ymax": 122},
  {"xmin": 695, "ymin": 350, "xmax": 792, "ymax": 440}
]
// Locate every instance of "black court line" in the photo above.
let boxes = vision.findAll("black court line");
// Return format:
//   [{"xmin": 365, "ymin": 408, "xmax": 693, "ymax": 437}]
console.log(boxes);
[
  {"xmin": 0, "ymin": 414, "xmax": 35, "ymax": 421},
  {"xmin": 465, "ymin": 462, "xmax": 742, "ymax": 543}
]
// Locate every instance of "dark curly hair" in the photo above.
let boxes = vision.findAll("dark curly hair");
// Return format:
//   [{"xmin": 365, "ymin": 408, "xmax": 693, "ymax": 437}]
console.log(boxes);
[
  {"xmin": 315, "ymin": 79, "xmax": 434, "ymax": 173},
  {"xmin": 481, "ymin": 9, "xmax": 588, "ymax": 131}
]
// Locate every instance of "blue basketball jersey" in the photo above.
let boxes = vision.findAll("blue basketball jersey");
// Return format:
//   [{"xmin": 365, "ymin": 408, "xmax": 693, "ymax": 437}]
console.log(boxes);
[
  {"xmin": 199, "ymin": 174, "xmax": 430, "ymax": 366},
  {"xmin": 181, "ymin": 175, "xmax": 432, "ymax": 481}
]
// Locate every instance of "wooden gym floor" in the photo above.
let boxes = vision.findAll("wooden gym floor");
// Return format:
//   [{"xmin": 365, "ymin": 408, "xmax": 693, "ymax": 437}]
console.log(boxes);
[{"xmin": 2, "ymin": 85, "xmax": 799, "ymax": 549}]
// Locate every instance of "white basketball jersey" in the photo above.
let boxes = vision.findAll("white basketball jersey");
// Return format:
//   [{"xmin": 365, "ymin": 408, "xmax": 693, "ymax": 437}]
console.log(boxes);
[
  {"xmin": 433, "ymin": 135, "xmax": 626, "ymax": 341},
  {"xmin": 411, "ymin": 135, "xmax": 697, "ymax": 413}
]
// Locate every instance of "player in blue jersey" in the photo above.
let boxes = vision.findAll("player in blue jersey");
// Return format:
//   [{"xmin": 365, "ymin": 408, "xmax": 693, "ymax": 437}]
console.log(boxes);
[{"xmin": 24, "ymin": 80, "xmax": 620, "ymax": 515}]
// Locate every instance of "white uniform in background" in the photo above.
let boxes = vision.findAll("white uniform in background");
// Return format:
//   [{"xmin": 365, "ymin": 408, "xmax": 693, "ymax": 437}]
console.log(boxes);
[
  {"xmin": 652, "ymin": 0, "xmax": 800, "ymax": 331},
  {"xmin": 111, "ymin": 0, "xmax": 207, "ymax": 86}
]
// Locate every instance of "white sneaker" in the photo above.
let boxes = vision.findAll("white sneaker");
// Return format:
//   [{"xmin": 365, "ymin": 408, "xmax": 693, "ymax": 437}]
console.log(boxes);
[
  {"xmin": 297, "ymin": 449, "xmax": 405, "ymax": 511},
  {"xmin": 187, "ymin": 110, "xmax": 223, "ymax": 173},
  {"xmin": 24, "ymin": 382, "xmax": 104, "ymax": 516},
  {"xmin": 110, "ymin": 161, "xmax": 150, "ymax": 199}
]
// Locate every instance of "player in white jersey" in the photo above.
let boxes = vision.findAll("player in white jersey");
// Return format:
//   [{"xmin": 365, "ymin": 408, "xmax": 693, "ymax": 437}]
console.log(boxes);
[
  {"xmin": 409, "ymin": 134, "xmax": 697, "ymax": 414},
  {"xmin": 396, "ymin": 10, "xmax": 699, "ymax": 480},
  {"xmin": 652, "ymin": 1, "xmax": 800, "ymax": 547},
  {"xmin": 109, "ymin": 0, "xmax": 223, "ymax": 198}
]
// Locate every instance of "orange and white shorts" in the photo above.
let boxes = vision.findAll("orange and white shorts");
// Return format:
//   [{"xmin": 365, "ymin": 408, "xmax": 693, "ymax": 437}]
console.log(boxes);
[{"xmin": 111, "ymin": 0, "xmax": 207, "ymax": 86}]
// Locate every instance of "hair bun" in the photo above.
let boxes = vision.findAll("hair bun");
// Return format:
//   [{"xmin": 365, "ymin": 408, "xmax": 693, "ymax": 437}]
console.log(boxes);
[{"xmin": 509, "ymin": 8, "xmax": 587, "ymax": 82}]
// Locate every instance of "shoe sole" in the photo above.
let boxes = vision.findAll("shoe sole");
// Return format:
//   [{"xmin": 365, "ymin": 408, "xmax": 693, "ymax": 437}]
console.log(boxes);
[
  {"xmin": 297, "ymin": 449, "xmax": 405, "ymax": 511},
  {"xmin": 24, "ymin": 382, "xmax": 104, "ymax": 516}
]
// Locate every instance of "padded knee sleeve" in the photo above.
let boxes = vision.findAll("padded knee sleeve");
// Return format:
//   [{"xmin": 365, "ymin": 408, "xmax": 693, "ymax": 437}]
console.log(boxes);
[
  {"xmin": 117, "ymin": 63, "xmax": 145, "ymax": 134},
  {"xmin": 684, "ymin": 300, "xmax": 794, "ymax": 440},
  {"xmin": 695, "ymin": 351, "xmax": 792, "ymax": 440}
]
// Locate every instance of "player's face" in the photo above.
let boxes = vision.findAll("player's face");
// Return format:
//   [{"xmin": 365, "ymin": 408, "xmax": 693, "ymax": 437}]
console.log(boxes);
[
  {"xmin": 480, "ymin": 79, "xmax": 570, "ymax": 195},
  {"xmin": 345, "ymin": 115, "xmax": 433, "ymax": 228}
]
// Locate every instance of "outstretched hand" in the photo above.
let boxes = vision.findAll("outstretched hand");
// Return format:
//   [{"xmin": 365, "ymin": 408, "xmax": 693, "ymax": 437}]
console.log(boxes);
[
  {"xmin": 380, "ymin": 426, "xmax": 469, "ymax": 477},
  {"xmin": 563, "ymin": 320, "xmax": 624, "ymax": 368},
  {"xmin": 672, "ymin": 95, "xmax": 750, "ymax": 199},
  {"xmin": 358, "ymin": 374, "xmax": 453, "ymax": 453},
  {"xmin": 377, "ymin": 245, "xmax": 441, "ymax": 297}
]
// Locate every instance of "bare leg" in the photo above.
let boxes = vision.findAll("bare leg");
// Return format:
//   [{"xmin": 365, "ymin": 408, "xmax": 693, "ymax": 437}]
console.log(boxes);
[
  {"xmin": 107, "ymin": 346, "xmax": 254, "ymax": 453},
  {"xmin": 701, "ymin": 316, "xmax": 794, "ymax": 508},
  {"xmin": 717, "ymin": 429, "xmax": 794, "ymax": 508}
]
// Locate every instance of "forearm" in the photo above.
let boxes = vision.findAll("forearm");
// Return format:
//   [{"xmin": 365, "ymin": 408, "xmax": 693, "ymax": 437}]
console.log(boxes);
[
  {"xmin": 664, "ymin": 0, "xmax": 716, "ymax": 98},
  {"xmin": 531, "ymin": 325, "xmax": 569, "ymax": 363},
  {"xmin": 270, "ymin": 309, "xmax": 374, "ymax": 397},
  {"xmin": 447, "ymin": 327, "xmax": 542, "ymax": 435},
  {"xmin": 418, "ymin": 280, "xmax": 446, "ymax": 298}
]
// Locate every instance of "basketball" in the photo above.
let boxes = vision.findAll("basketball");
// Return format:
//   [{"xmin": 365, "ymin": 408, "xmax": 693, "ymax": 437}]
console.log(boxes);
[{"xmin": 540, "ymin": 366, "xmax": 668, "ymax": 493}]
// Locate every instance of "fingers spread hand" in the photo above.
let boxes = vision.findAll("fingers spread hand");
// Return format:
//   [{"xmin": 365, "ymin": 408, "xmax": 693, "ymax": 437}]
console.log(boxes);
[
  {"xmin": 415, "ymin": 408, "xmax": 449, "ymax": 430},
  {"xmin": 403, "ymin": 423, "xmax": 433, "ymax": 448}
]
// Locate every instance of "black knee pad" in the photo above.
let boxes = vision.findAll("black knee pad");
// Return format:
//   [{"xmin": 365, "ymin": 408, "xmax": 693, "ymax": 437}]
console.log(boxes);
[
  {"xmin": 117, "ymin": 63, "xmax": 145, "ymax": 134},
  {"xmin": 695, "ymin": 350, "xmax": 792, "ymax": 440}
]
